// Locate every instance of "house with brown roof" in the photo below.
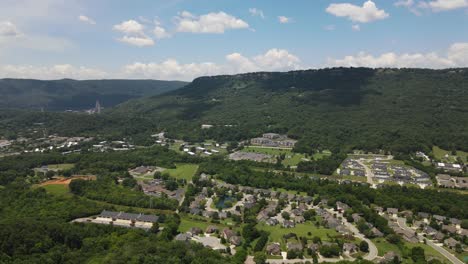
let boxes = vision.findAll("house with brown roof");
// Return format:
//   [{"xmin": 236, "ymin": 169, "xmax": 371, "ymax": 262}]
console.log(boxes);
[
  {"xmin": 444, "ymin": 238, "xmax": 460, "ymax": 249},
  {"xmin": 266, "ymin": 243, "xmax": 281, "ymax": 255},
  {"xmin": 343, "ymin": 243, "xmax": 358, "ymax": 254},
  {"xmin": 222, "ymin": 228, "xmax": 235, "ymax": 240}
]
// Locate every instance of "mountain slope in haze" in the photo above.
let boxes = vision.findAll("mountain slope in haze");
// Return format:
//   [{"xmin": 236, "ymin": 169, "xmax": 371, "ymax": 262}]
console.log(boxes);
[
  {"xmin": 0, "ymin": 79, "xmax": 187, "ymax": 110},
  {"xmin": 111, "ymin": 68, "xmax": 468, "ymax": 152}
]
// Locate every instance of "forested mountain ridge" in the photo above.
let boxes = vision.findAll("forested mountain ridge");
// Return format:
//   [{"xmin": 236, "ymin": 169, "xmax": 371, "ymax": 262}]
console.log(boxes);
[
  {"xmin": 0, "ymin": 78, "xmax": 187, "ymax": 110},
  {"xmin": 111, "ymin": 68, "xmax": 468, "ymax": 152},
  {"xmin": 1, "ymin": 68, "xmax": 467, "ymax": 153}
]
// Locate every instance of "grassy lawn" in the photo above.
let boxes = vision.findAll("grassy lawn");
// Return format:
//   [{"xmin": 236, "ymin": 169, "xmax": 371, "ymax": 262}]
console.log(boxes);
[
  {"xmin": 312, "ymin": 150, "xmax": 332, "ymax": 160},
  {"xmin": 165, "ymin": 163, "xmax": 199, "ymax": 181},
  {"xmin": 433, "ymin": 146, "xmax": 467, "ymax": 163},
  {"xmin": 41, "ymin": 184, "xmax": 71, "ymax": 196},
  {"xmin": 48, "ymin": 163, "xmax": 75, "ymax": 170},
  {"xmin": 283, "ymin": 153, "xmax": 307, "ymax": 167},
  {"xmin": 170, "ymin": 141, "xmax": 228, "ymax": 156},
  {"xmin": 372, "ymin": 238, "xmax": 402, "ymax": 256},
  {"xmin": 372, "ymin": 238, "xmax": 450, "ymax": 263},
  {"xmin": 257, "ymin": 221, "xmax": 338, "ymax": 247}
]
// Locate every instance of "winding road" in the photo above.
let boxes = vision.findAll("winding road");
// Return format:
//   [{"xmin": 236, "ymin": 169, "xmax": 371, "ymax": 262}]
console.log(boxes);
[{"xmin": 396, "ymin": 217, "xmax": 463, "ymax": 264}]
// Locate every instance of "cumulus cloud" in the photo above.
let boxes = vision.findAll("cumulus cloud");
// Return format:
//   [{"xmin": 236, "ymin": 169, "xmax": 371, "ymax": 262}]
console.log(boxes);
[
  {"xmin": 113, "ymin": 19, "xmax": 155, "ymax": 47},
  {"xmin": 249, "ymin": 8, "xmax": 265, "ymax": 19},
  {"xmin": 278, "ymin": 16, "xmax": 292, "ymax": 24},
  {"xmin": 396, "ymin": 0, "xmax": 468, "ymax": 13},
  {"xmin": 124, "ymin": 48, "xmax": 301, "ymax": 81},
  {"xmin": 0, "ymin": 64, "xmax": 108, "ymax": 79},
  {"xmin": 124, "ymin": 60, "xmax": 221, "ymax": 81},
  {"xmin": 0, "ymin": 21, "xmax": 21, "ymax": 37},
  {"xmin": 117, "ymin": 36, "xmax": 154, "ymax": 47},
  {"xmin": 395, "ymin": 0, "xmax": 415, "ymax": 7},
  {"xmin": 326, "ymin": 1, "xmax": 389, "ymax": 23},
  {"xmin": 113, "ymin": 20, "xmax": 145, "ymax": 35},
  {"xmin": 153, "ymin": 25, "xmax": 171, "ymax": 39},
  {"xmin": 78, "ymin": 15, "xmax": 96, "ymax": 25},
  {"xmin": 175, "ymin": 11, "xmax": 249, "ymax": 33},
  {"xmin": 423, "ymin": 0, "xmax": 468, "ymax": 11},
  {"xmin": 326, "ymin": 42, "xmax": 468, "ymax": 68}
]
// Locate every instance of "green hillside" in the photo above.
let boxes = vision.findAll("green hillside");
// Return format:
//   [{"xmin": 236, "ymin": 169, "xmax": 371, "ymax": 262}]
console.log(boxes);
[
  {"xmin": 0, "ymin": 78, "xmax": 187, "ymax": 110},
  {"xmin": 1, "ymin": 68, "xmax": 467, "ymax": 153},
  {"xmin": 111, "ymin": 68, "xmax": 468, "ymax": 153}
]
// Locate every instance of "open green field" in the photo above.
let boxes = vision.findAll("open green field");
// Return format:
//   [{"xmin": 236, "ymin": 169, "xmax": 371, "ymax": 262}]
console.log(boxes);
[
  {"xmin": 312, "ymin": 150, "xmax": 332, "ymax": 160},
  {"xmin": 256, "ymin": 221, "xmax": 338, "ymax": 247},
  {"xmin": 170, "ymin": 141, "xmax": 228, "ymax": 156},
  {"xmin": 165, "ymin": 163, "xmax": 199, "ymax": 181},
  {"xmin": 48, "ymin": 163, "xmax": 75, "ymax": 170},
  {"xmin": 372, "ymin": 238, "xmax": 450, "ymax": 263},
  {"xmin": 433, "ymin": 146, "xmax": 467, "ymax": 163},
  {"xmin": 41, "ymin": 184, "xmax": 71, "ymax": 196}
]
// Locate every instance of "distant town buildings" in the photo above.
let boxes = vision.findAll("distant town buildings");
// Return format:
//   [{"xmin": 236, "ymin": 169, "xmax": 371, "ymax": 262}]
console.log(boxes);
[
  {"xmin": 250, "ymin": 133, "xmax": 297, "ymax": 148},
  {"xmin": 436, "ymin": 174, "xmax": 468, "ymax": 189}
]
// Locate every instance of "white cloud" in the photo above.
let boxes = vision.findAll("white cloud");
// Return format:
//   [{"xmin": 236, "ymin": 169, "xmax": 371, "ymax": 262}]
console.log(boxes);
[
  {"xmin": 278, "ymin": 16, "xmax": 292, "ymax": 24},
  {"xmin": 0, "ymin": 21, "xmax": 21, "ymax": 37},
  {"xmin": 153, "ymin": 26, "xmax": 171, "ymax": 39},
  {"xmin": 124, "ymin": 59, "xmax": 221, "ymax": 81},
  {"xmin": 324, "ymin": 25, "xmax": 336, "ymax": 31},
  {"xmin": 352, "ymin": 24, "xmax": 361, "ymax": 31},
  {"xmin": 175, "ymin": 11, "xmax": 249, "ymax": 33},
  {"xmin": 113, "ymin": 19, "xmax": 155, "ymax": 47},
  {"xmin": 78, "ymin": 15, "xmax": 96, "ymax": 25},
  {"xmin": 253, "ymin": 49, "xmax": 301, "ymax": 71},
  {"xmin": 326, "ymin": 1, "xmax": 389, "ymax": 23},
  {"xmin": 394, "ymin": 0, "xmax": 422, "ymax": 15},
  {"xmin": 249, "ymin": 8, "xmax": 265, "ymax": 19},
  {"xmin": 447, "ymin": 42, "xmax": 468, "ymax": 65},
  {"xmin": 395, "ymin": 0, "xmax": 415, "ymax": 7},
  {"xmin": 396, "ymin": 0, "xmax": 468, "ymax": 13},
  {"xmin": 424, "ymin": 0, "xmax": 468, "ymax": 11},
  {"xmin": 113, "ymin": 20, "xmax": 145, "ymax": 35},
  {"xmin": 326, "ymin": 42, "xmax": 468, "ymax": 68},
  {"xmin": 0, "ymin": 64, "xmax": 108, "ymax": 79},
  {"xmin": 117, "ymin": 36, "xmax": 154, "ymax": 47},
  {"xmin": 124, "ymin": 48, "xmax": 301, "ymax": 81}
]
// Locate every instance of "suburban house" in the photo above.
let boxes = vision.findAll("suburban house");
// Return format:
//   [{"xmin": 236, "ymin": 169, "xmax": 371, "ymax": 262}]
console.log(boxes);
[
  {"xmin": 98, "ymin": 210, "xmax": 158, "ymax": 223},
  {"xmin": 266, "ymin": 243, "xmax": 281, "ymax": 255}
]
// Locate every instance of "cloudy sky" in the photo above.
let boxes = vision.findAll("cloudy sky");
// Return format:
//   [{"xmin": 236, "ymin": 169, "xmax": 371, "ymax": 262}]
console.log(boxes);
[{"xmin": 0, "ymin": 0, "xmax": 467, "ymax": 80}]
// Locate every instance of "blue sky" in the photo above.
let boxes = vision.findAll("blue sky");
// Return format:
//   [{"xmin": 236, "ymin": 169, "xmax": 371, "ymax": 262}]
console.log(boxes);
[{"xmin": 0, "ymin": 0, "xmax": 467, "ymax": 80}]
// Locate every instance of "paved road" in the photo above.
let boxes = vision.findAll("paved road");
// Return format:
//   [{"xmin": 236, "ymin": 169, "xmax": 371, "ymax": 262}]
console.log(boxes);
[
  {"xmin": 356, "ymin": 160, "xmax": 375, "ymax": 185},
  {"xmin": 261, "ymin": 209, "xmax": 379, "ymax": 264},
  {"xmin": 326, "ymin": 208, "xmax": 378, "ymax": 261},
  {"xmin": 343, "ymin": 219, "xmax": 378, "ymax": 261},
  {"xmin": 396, "ymin": 217, "xmax": 463, "ymax": 264}
]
